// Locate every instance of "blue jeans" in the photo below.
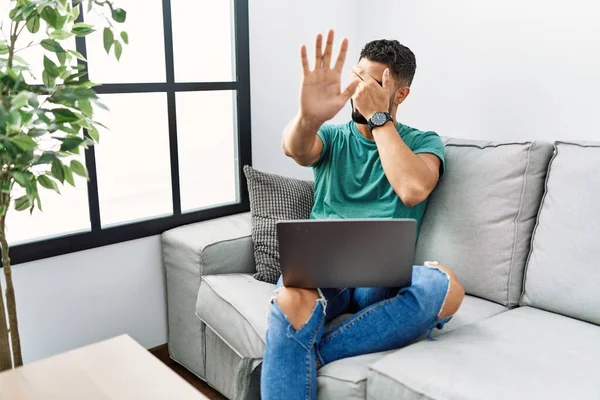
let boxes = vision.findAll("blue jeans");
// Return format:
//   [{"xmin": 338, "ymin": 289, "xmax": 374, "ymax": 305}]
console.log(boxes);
[{"xmin": 261, "ymin": 265, "xmax": 453, "ymax": 400}]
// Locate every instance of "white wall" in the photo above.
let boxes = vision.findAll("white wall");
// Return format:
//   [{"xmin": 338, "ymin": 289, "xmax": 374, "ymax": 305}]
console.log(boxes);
[
  {"xmin": 249, "ymin": 0, "xmax": 360, "ymax": 180},
  {"xmin": 8, "ymin": 0, "xmax": 359, "ymax": 364},
  {"xmin": 5, "ymin": 236, "xmax": 167, "ymax": 363},
  {"xmin": 357, "ymin": 0, "xmax": 600, "ymax": 142}
]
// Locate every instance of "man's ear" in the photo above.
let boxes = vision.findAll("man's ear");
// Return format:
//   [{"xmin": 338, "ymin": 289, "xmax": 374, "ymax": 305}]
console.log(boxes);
[{"xmin": 395, "ymin": 87, "xmax": 411, "ymax": 105}]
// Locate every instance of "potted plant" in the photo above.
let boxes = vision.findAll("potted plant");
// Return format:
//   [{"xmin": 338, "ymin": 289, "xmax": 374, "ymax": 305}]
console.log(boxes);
[{"xmin": 0, "ymin": 0, "xmax": 127, "ymax": 370}]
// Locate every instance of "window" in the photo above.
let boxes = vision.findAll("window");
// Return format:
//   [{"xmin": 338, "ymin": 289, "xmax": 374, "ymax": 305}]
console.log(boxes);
[{"xmin": 9, "ymin": 0, "xmax": 251, "ymax": 263}]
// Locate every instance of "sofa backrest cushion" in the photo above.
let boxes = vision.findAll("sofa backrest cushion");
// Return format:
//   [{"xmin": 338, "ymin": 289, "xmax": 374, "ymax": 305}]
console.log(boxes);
[
  {"xmin": 415, "ymin": 139, "xmax": 554, "ymax": 307},
  {"xmin": 521, "ymin": 141, "xmax": 600, "ymax": 325}
]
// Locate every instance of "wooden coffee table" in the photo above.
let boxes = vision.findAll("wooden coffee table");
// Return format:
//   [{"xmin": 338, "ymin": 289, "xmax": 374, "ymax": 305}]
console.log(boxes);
[{"xmin": 0, "ymin": 335, "xmax": 208, "ymax": 399}]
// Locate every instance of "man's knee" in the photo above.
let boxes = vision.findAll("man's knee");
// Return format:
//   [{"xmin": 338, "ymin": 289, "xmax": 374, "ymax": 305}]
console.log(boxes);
[
  {"xmin": 275, "ymin": 287, "xmax": 320, "ymax": 330},
  {"xmin": 435, "ymin": 264, "xmax": 465, "ymax": 319}
]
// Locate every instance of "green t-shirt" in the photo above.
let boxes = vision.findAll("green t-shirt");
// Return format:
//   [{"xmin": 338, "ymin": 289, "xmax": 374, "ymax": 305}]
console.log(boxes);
[{"xmin": 310, "ymin": 121, "xmax": 446, "ymax": 234}]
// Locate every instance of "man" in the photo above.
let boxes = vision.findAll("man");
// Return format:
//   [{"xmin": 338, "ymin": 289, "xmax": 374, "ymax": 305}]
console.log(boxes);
[{"xmin": 261, "ymin": 30, "xmax": 465, "ymax": 400}]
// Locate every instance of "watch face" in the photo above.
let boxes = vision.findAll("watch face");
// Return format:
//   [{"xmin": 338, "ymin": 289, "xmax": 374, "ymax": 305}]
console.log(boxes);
[{"xmin": 372, "ymin": 112, "xmax": 387, "ymax": 125}]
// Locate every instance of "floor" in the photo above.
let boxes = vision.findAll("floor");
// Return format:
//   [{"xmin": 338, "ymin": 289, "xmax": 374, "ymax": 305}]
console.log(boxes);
[{"xmin": 150, "ymin": 344, "xmax": 226, "ymax": 400}]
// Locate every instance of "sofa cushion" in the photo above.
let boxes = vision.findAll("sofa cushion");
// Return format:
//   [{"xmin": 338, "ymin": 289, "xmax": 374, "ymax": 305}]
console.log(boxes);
[
  {"xmin": 196, "ymin": 274, "xmax": 507, "ymax": 399},
  {"xmin": 318, "ymin": 351, "xmax": 393, "ymax": 400},
  {"xmin": 367, "ymin": 307, "xmax": 600, "ymax": 400},
  {"xmin": 431, "ymin": 294, "xmax": 506, "ymax": 337},
  {"xmin": 197, "ymin": 273, "xmax": 272, "ymax": 359},
  {"xmin": 243, "ymin": 166, "xmax": 314, "ymax": 284},
  {"xmin": 415, "ymin": 139, "xmax": 554, "ymax": 307},
  {"xmin": 521, "ymin": 141, "xmax": 600, "ymax": 325}
]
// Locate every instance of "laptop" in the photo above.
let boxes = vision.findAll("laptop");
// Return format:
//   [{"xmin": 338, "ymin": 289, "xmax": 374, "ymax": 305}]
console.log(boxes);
[{"xmin": 277, "ymin": 219, "xmax": 417, "ymax": 288}]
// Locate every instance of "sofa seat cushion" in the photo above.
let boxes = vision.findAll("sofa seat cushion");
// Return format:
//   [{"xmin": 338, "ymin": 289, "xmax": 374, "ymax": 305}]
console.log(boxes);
[
  {"xmin": 521, "ymin": 141, "xmax": 600, "ymax": 325},
  {"xmin": 431, "ymin": 294, "xmax": 507, "ymax": 337},
  {"xmin": 415, "ymin": 139, "xmax": 554, "ymax": 307},
  {"xmin": 197, "ymin": 273, "xmax": 273, "ymax": 359},
  {"xmin": 367, "ymin": 307, "xmax": 600, "ymax": 400},
  {"xmin": 318, "ymin": 352, "xmax": 393, "ymax": 400},
  {"xmin": 196, "ymin": 274, "xmax": 507, "ymax": 398}
]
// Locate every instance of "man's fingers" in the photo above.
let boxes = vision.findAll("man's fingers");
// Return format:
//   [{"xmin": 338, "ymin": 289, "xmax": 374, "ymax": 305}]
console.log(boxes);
[
  {"xmin": 342, "ymin": 77, "xmax": 361, "ymax": 99},
  {"xmin": 300, "ymin": 45, "xmax": 310, "ymax": 74},
  {"xmin": 382, "ymin": 68, "xmax": 394, "ymax": 92},
  {"xmin": 322, "ymin": 29, "xmax": 335, "ymax": 69},
  {"xmin": 315, "ymin": 33, "xmax": 323, "ymax": 69},
  {"xmin": 352, "ymin": 66, "xmax": 377, "ymax": 85},
  {"xmin": 334, "ymin": 38, "xmax": 348, "ymax": 73}
]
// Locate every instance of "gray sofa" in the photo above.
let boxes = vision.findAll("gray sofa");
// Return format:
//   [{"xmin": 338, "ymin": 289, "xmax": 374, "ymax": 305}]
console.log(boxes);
[{"xmin": 162, "ymin": 139, "xmax": 600, "ymax": 400}]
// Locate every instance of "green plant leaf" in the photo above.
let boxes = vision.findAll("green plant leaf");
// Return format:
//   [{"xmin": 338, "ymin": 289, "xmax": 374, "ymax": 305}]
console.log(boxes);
[
  {"xmin": 50, "ymin": 29, "xmax": 73, "ymax": 40},
  {"xmin": 56, "ymin": 123, "xmax": 80, "ymax": 135},
  {"xmin": 26, "ymin": 15, "xmax": 41, "ymax": 34},
  {"xmin": 9, "ymin": 6, "xmax": 25, "ymax": 21},
  {"xmin": 64, "ymin": 71, "xmax": 88, "ymax": 83},
  {"xmin": 12, "ymin": 171, "xmax": 27, "ymax": 187},
  {"xmin": 7, "ymin": 110, "xmax": 22, "ymax": 128},
  {"xmin": 28, "ymin": 128, "xmax": 47, "ymax": 137},
  {"xmin": 41, "ymin": 39, "xmax": 65, "ymax": 53},
  {"xmin": 70, "ymin": 159, "xmax": 88, "ymax": 178},
  {"xmin": 59, "ymin": 136, "xmax": 85, "ymax": 152},
  {"xmin": 69, "ymin": 88, "xmax": 96, "ymax": 100},
  {"xmin": 11, "ymin": 92, "xmax": 30, "ymax": 109},
  {"xmin": 57, "ymin": 50, "xmax": 67, "ymax": 65},
  {"xmin": 63, "ymin": 164, "xmax": 75, "ymax": 186},
  {"xmin": 120, "ymin": 31, "xmax": 129, "ymax": 44},
  {"xmin": 114, "ymin": 40, "xmax": 122, "ymax": 61},
  {"xmin": 42, "ymin": 70, "xmax": 56, "ymax": 88},
  {"xmin": 103, "ymin": 27, "xmax": 114, "ymax": 54},
  {"xmin": 20, "ymin": 110, "xmax": 34, "ymax": 126},
  {"xmin": 72, "ymin": 3, "xmax": 80, "ymax": 21},
  {"xmin": 28, "ymin": 93, "xmax": 39, "ymax": 108},
  {"xmin": 51, "ymin": 158, "xmax": 65, "ymax": 183},
  {"xmin": 38, "ymin": 174, "xmax": 60, "ymax": 193},
  {"xmin": 43, "ymin": 55, "xmax": 59, "ymax": 78},
  {"xmin": 40, "ymin": 7, "xmax": 58, "ymax": 28},
  {"xmin": 87, "ymin": 125, "xmax": 99, "ymax": 142},
  {"xmin": 52, "ymin": 108, "xmax": 79, "ymax": 122},
  {"xmin": 34, "ymin": 151, "xmax": 57, "ymax": 165},
  {"xmin": 72, "ymin": 23, "xmax": 94, "ymax": 37},
  {"xmin": 22, "ymin": 3, "xmax": 37, "ymax": 19},
  {"xmin": 12, "ymin": 135, "xmax": 37, "ymax": 151},
  {"xmin": 33, "ymin": 192, "xmax": 42, "ymax": 213},
  {"xmin": 15, "ymin": 196, "xmax": 31, "ymax": 212},
  {"xmin": 112, "ymin": 8, "xmax": 126, "ymax": 23},
  {"xmin": 91, "ymin": 98, "xmax": 108, "ymax": 111},
  {"xmin": 12, "ymin": 55, "xmax": 30, "ymax": 66},
  {"xmin": 78, "ymin": 99, "xmax": 93, "ymax": 116},
  {"xmin": 0, "ymin": 181, "xmax": 10, "ymax": 194},
  {"xmin": 67, "ymin": 49, "xmax": 87, "ymax": 61},
  {"xmin": 56, "ymin": 15, "xmax": 68, "ymax": 30}
]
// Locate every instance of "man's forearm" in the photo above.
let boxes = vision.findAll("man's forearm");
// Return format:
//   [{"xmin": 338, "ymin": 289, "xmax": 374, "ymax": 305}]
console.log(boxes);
[
  {"xmin": 372, "ymin": 122, "xmax": 437, "ymax": 206},
  {"xmin": 282, "ymin": 113, "xmax": 321, "ymax": 159}
]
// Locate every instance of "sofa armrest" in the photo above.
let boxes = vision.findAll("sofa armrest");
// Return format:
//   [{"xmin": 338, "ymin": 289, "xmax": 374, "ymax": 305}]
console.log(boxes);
[
  {"xmin": 162, "ymin": 212, "xmax": 255, "ymax": 278},
  {"xmin": 161, "ymin": 212, "xmax": 255, "ymax": 379}
]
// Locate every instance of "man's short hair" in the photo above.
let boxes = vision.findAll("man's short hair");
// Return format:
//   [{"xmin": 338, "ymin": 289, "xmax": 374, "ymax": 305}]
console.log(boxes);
[{"xmin": 359, "ymin": 39, "xmax": 417, "ymax": 86}]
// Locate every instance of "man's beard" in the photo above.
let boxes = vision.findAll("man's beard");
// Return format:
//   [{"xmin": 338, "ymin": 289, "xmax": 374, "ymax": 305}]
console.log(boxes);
[
  {"xmin": 350, "ymin": 98, "xmax": 393, "ymax": 125},
  {"xmin": 350, "ymin": 99, "xmax": 369, "ymax": 125}
]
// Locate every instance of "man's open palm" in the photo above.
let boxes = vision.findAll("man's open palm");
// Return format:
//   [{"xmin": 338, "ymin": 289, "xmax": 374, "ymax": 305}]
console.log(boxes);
[{"xmin": 299, "ymin": 30, "xmax": 359, "ymax": 125}]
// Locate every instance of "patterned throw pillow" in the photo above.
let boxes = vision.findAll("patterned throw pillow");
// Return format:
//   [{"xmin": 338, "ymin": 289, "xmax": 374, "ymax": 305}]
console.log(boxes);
[{"xmin": 243, "ymin": 166, "xmax": 314, "ymax": 283}]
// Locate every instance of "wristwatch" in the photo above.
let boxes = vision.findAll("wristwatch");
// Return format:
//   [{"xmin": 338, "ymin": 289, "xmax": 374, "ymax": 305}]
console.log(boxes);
[{"xmin": 367, "ymin": 112, "xmax": 393, "ymax": 131}]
